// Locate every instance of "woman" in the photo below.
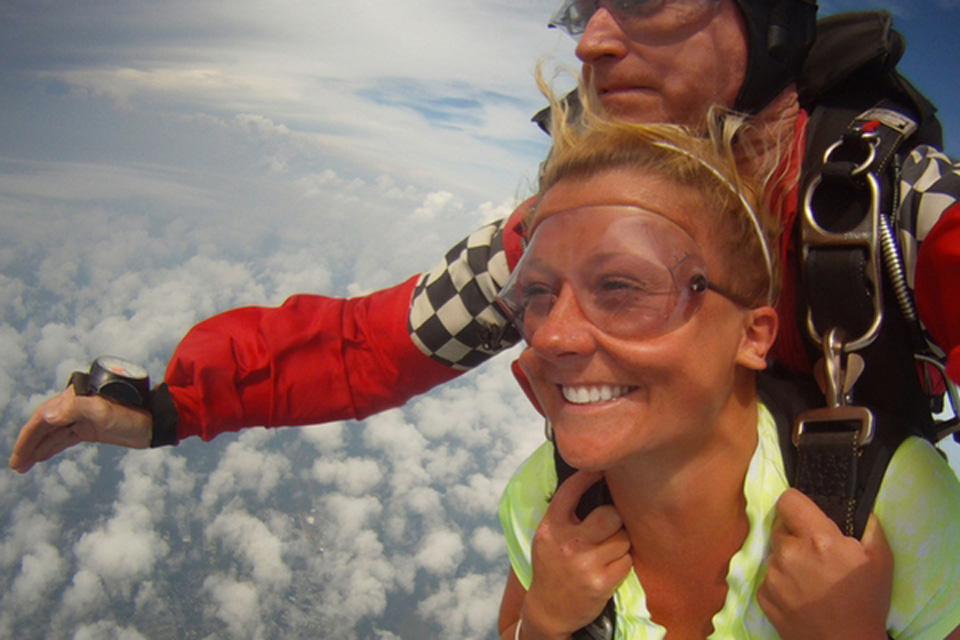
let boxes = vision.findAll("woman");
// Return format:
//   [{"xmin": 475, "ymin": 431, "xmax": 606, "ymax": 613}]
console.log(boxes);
[{"xmin": 495, "ymin": 96, "xmax": 960, "ymax": 639}]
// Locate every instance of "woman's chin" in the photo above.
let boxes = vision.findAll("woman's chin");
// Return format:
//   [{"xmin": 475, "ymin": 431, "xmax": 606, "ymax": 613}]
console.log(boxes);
[{"xmin": 554, "ymin": 437, "xmax": 618, "ymax": 472}]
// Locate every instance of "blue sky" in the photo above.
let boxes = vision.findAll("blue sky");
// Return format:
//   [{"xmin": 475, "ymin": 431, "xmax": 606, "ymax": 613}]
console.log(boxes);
[
  {"xmin": 835, "ymin": 0, "xmax": 960, "ymax": 152},
  {"xmin": 1, "ymin": 1, "xmax": 959, "ymax": 638}
]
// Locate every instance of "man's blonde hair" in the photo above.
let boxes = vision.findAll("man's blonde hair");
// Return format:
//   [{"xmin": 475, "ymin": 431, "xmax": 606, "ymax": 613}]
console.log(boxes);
[{"xmin": 532, "ymin": 76, "xmax": 781, "ymax": 307}]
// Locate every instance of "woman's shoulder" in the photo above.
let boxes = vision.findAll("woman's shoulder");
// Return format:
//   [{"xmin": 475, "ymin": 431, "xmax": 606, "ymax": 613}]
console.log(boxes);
[
  {"xmin": 885, "ymin": 437, "xmax": 960, "ymax": 502},
  {"xmin": 876, "ymin": 435, "xmax": 960, "ymax": 545},
  {"xmin": 877, "ymin": 437, "xmax": 960, "ymax": 638}
]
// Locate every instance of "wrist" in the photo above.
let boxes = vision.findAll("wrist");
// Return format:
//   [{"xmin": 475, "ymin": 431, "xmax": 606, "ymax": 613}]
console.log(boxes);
[{"xmin": 518, "ymin": 602, "xmax": 572, "ymax": 640}]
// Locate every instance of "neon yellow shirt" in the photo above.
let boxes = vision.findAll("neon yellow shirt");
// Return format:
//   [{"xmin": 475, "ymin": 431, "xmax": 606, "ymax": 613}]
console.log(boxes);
[{"xmin": 498, "ymin": 403, "xmax": 960, "ymax": 639}]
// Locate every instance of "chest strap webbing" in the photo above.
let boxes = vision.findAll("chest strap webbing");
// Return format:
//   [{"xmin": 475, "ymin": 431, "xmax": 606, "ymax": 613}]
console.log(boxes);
[{"xmin": 797, "ymin": 101, "xmax": 934, "ymax": 537}]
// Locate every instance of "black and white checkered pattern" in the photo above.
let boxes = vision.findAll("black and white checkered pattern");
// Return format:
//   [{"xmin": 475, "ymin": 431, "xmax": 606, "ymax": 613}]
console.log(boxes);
[
  {"xmin": 408, "ymin": 218, "xmax": 520, "ymax": 370},
  {"xmin": 897, "ymin": 144, "xmax": 960, "ymax": 358}
]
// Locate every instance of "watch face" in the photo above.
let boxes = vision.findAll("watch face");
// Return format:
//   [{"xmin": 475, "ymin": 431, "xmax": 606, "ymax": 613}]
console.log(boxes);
[{"xmin": 95, "ymin": 356, "xmax": 149, "ymax": 381}]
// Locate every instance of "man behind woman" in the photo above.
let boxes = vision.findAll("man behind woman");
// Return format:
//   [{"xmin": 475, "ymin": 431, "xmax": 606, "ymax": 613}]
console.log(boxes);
[{"xmin": 496, "ymin": 87, "xmax": 960, "ymax": 639}]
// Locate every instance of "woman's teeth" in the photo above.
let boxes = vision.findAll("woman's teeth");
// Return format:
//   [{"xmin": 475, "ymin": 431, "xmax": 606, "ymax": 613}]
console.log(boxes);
[{"xmin": 561, "ymin": 385, "xmax": 634, "ymax": 405}]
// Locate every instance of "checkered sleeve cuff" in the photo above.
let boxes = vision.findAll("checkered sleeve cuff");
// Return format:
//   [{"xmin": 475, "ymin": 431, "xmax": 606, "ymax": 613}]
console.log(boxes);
[
  {"xmin": 408, "ymin": 217, "xmax": 520, "ymax": 370},
  {"xmin": 898, "ymin": 144, "xmax": 960, "ymax": 358}
]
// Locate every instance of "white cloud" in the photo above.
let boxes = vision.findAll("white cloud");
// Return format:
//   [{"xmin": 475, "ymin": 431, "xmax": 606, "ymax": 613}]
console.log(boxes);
[
  {"xmin": 201, "ymin": 429, "xmax": 293, "ymax": 509},
  {"xmin": 0, "ymin": 503, "xmax": 65, "ymax": 616},
  {"xmin": 322, "ymin": 493, "xmax": 384, "ymax": 538},
  {"xmin": 297, "ymin": 421, "xmax": 346, "ymax": 452},
  {"xmin": 38, "ymin": 448, "xmax": 101, "ymax": 506},
  {"xmin": 413, "ymin": 191, "xmax": 461, "ymax": 222},
  {"xmin": 206, "ymin": 507, "xmax": 292, "ymax": 589},
  {"xmin": 418, "ymin": 572, "xmax": 507, "ymax": 639},
  {"xmin": 72, "ymin": 503, "xmax": 166, "ymax": 591},
  {"xmin": 8, "ymin": 542, "xmax": 63, "ymax": 610},
  {"xmin": 416, "ymin": 529, "xmax": 466, "ymax": 576},
  {"xmin": 0, "ymin": 503, "xmax": 60, "ymax": 568},
  {"xmin": 311, "ymin": 457, "xmax": 384, "ymax": 496},
  {"xmin": 62, "ymin": 569, "xmax": 109, "ymax": 617},
  {"xmin": 472, "ymin": 526, "xmax": 506, "ymax": 563},
  {"xmin": 202, "ymin": 574, "xmax": 263, "ymax": 638},
  {"xmin": 72, "ymin": 620, "xmax": 149, "ymax": 640}
]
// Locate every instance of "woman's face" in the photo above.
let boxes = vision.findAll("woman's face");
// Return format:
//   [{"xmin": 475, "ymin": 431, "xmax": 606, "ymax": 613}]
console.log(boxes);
[{"xmin": 514, "ymin": 168, "xmax": 762, "ymax": 471}]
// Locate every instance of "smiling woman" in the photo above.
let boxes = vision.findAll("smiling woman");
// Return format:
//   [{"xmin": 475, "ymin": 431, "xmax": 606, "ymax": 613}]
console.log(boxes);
[{"xmin": 495, "ymin": 89, "xmax": 960, "ymax": 639}]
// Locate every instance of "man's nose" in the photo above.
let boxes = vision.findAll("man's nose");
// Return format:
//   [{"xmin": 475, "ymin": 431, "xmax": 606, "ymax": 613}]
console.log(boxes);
[{"xmin": 576, "ymin": 7, "xmax": 629, "ymax": 64}]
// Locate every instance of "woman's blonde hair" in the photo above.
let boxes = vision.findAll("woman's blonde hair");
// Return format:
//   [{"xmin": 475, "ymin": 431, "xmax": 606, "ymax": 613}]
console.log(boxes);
[{"xmin": 532, "ymin": 74, "xmax": 782, "ymax": 307}]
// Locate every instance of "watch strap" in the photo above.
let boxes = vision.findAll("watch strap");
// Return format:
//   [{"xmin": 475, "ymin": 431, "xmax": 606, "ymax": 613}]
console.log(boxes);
[
  {"xmin": 149, "ymin": 383, "xmax": 180, "ymax": 447},
  {"xmin": 68, "ymin": 371, "xmax": 92, "ymax": 396}
]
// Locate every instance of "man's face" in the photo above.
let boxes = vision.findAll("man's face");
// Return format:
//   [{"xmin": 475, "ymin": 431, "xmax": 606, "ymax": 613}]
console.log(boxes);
[{"xmin": 575, "ymin": 0, "xmax": 749, "ymax": 125}]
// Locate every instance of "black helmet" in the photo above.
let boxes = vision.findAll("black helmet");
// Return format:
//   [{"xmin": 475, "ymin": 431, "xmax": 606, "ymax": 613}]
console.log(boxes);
[{"xmin": 732, "ymin": 0, "xmax": 818, "ymax": 113}]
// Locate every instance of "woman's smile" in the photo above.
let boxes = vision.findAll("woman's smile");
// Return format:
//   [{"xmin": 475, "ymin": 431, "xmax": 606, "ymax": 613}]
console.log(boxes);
[{"xmin": 560, "ymin": 383, "xmax": 638, "ymax": 405}]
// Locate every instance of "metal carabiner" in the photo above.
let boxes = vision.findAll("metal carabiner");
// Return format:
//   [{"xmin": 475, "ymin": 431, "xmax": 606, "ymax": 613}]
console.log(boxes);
[
  {"xmin": 821, "ymin": 130, "xmax": 880, "ymax": 177},
  {"xmin": 801, "ymin": 168, "xmax": 885, "ymax": 352}
]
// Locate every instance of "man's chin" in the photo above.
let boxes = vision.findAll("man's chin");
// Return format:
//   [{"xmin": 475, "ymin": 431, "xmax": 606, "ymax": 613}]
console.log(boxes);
[
  {"xmin": 598, "ymin": 92, "xmax": 669, "ymax": 124},
  {"xmin": 599, "ymin": 92, "xmax": 709, "ymax": 128}
]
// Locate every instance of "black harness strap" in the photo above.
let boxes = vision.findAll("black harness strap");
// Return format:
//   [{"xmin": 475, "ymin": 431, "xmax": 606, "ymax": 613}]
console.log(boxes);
[
  {"xmin": 553, "ymin": 447, "xmax": 617, "ymax": 640},
  {"xmin": 759, "ymin": 365, "xmax": 910, "ymax": 539}
]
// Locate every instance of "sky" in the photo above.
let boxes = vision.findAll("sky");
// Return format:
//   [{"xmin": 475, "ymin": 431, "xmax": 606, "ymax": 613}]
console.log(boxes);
[{"xmin": 1, "ymin": 1, "xmax": 960, "ymax": 638}]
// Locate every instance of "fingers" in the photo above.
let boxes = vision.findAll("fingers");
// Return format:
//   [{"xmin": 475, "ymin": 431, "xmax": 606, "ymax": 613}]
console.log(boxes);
[
  {"xmin": 580, "ymin": 504, "xmax": 626, "ymax": 545},
  {"xmin": 27, "ymin": 427, "xmax": 82, "ymax": 466},
  {"xmin": 8, "ymin": 387, "xmax": 109, "ymax": 473},
  {"xmin": 774, "ymin": 488, "xmax": 841, "ymax": 540},
  {"xmin": 551, "ymin": 469, "xmax": 606, "ymax": 525},
  {"xmin": 9, "ymin": 389, "xmax": 76, "ymax": 473}
]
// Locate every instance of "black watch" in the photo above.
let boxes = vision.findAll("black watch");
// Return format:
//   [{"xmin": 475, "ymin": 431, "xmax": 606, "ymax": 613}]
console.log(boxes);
[{"xmin": 69, "ymin": 356, "xmax": 151, "ymax": 409}]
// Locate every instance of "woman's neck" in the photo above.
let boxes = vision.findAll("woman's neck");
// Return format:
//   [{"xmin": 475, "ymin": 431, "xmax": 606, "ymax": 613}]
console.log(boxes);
[
  {"xmin": 602, "ymin": 386, "xmax": 760, "ymax": 636},
  {"xmin": 603, "ymin": 380, "xmax": 759, "ymax": 557}
]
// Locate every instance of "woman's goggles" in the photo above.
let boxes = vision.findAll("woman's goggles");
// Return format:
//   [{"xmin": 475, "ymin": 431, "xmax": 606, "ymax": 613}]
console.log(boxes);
[
  {"xmin": 548, "ymin": 0, "xmax": 719, "ymax": 38},
  {"xmin": 496, "ymin": 206, "xmax": 748, "ymax": 343}
]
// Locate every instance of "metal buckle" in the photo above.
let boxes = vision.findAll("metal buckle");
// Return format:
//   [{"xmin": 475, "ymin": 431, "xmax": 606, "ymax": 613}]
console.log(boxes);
[
  {"xmin": 793, "ymin": 328, "xmax": 876, "ymax": 447},
  {"xmin": 792, "ymin": 405, "xmax": 875, "ymax": 447}
]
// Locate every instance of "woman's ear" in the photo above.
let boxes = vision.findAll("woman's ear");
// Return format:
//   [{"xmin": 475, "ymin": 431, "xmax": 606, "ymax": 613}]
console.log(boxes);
[{"xmin": 737, "ymin": 306, "xmax": 778, "ymax": 371}]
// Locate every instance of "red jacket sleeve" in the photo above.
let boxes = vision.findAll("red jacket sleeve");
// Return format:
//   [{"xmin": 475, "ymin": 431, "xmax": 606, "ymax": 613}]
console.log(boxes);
[
  {"xmin": 165, "ymin": 275, "xmax": 461, "ymax": 441},
  {"xmin": 915, "ymin": 203, "xmax": 960, "ymax": 383}
]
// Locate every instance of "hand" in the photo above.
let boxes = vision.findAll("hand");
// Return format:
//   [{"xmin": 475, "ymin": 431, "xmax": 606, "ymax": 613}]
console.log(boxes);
[
  {"xmin": 758, "ymin": 488, "xmax": 893, "ymax": 640},
  {"xmin": 522, "ymin": 470, "xmax": 632, "ymax": 639},
  {"xmin": 9, "ymin": 385, "xmax": 152, "ymax": 473}
]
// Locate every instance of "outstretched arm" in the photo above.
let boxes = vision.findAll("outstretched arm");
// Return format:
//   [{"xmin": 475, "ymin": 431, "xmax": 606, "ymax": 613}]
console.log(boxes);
[{"xmin": 11, "ymin": 203, "xmax": 530, "ymax": 471}]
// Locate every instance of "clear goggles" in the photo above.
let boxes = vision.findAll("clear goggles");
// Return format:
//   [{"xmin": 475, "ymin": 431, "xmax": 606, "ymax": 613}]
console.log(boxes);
[
  {"xmin": 548, "ymin": 0, "xmax": 720, "ymax": 38},
  {"xmin": 496, "ymin": 206, "xmax": 750, "ymax": 342}
]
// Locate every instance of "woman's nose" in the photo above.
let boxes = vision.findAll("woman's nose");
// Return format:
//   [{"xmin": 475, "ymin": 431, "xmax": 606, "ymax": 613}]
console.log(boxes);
[{"xmin": 528, "ymin": 285, "xmax": 598, "ymax": 359}]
